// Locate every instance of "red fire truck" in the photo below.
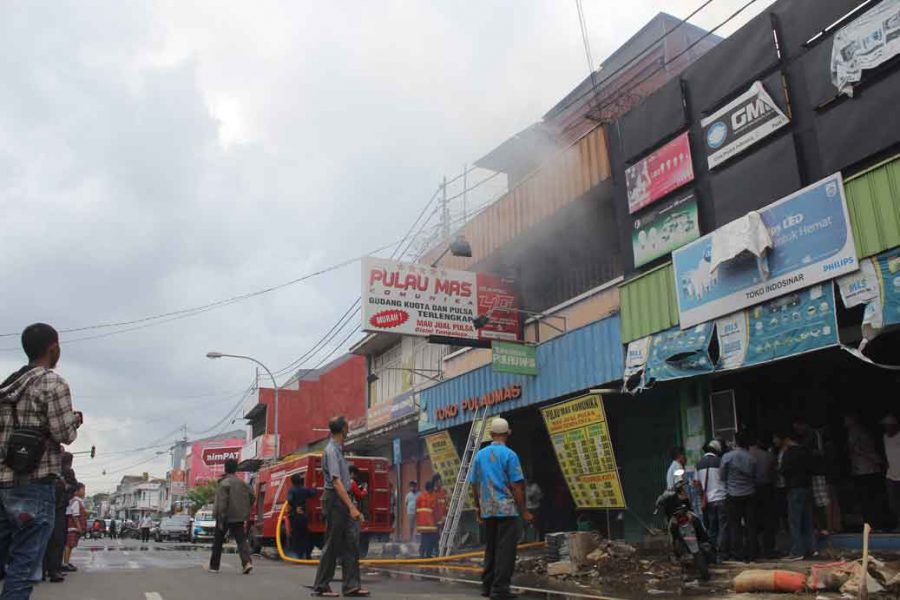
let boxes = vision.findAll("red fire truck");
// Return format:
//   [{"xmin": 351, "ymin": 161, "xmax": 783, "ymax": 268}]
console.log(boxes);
[{"xmin": 247, "ymin": 453, "xmax": 393, "ymax": 556}]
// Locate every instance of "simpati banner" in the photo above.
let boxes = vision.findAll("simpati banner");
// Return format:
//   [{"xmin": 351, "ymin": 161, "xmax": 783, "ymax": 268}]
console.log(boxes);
[
  {"xmin": 701, "ymin": 81, "xmax": 790, "ymax": 169},
  {"xmin": 626, "ymin": 132, "xmax": 694, "ymax": 214},
  {"xmin": 362, "ymin": 257, "xmax": 520, "ymax": 342}
]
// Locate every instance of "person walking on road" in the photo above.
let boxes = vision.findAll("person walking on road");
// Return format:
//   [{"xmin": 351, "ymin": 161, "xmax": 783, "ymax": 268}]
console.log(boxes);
[
  {"xmin": 139, "ymin": 515, "xmax": 153, "ymax": 543},
  {"xmin": 108, "ymin": 519, "xmax": 117, "ymax": 540},
  {"xmin": 468, "ymin": 417, "xmax": 532, "ymax": 600},
  {"xmin": 63, "ymin": 483, "xmax": 86, "ymax": 572},
  {"xmin": 287, "ymin": 473, "xmax": 317, "ymax": 559},
  {"xmin": 207, "ymin": 459, "xmax": 253, "ymax": 575},
  {"xmin": 720, "ymin": 432, "xmax": 758, "ymax": 562},
  {"xmin": 312, "ymin": 416, "xmax": 369, "ymax": 597},
  {"xmin": 405, "ymin": 481, "xmax": 418, "ymax": 542},
  {"xmin": 0, "ymin": 323, "xmax": 81, "ymax": 599}
]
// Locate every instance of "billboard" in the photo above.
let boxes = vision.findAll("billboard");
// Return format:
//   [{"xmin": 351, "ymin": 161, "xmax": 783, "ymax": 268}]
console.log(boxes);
[
  {"xmin": 361, "ymin": 257, "xmax": 520, "ymax": 342},
  {"xmin": 701, "ymin": 81, "xmax": 790, "ymax": 169},
  {"xmin": 672, "ymin": 173, "xmax": 858, "ymax": 328},
  {"xmin": 626, "ymin": 131, "xmax": 694, "ymax": 214},
  {"xmin": 169, "ymin": 469, "xmax": 186, "ymax": 496},
  {"xmin": 187, "ymin": 438, "xmax": 245, "ymax": 488},
  {"xmin": 631, "ymin": 192, "xmax": 700, "ymax": 267}
]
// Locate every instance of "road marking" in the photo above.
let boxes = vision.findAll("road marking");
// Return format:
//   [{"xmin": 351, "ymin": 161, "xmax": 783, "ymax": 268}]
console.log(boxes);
[
  {"xmin": 145, "ymin": 593, "xmax": 164, "ymax": 600},
  {"xmin": 128, "ymin": 560, "xmax": 140, "ymax": 569}
]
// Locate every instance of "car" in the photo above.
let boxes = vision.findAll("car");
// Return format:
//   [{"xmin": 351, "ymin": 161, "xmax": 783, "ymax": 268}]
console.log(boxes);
[
  {"xmin": 192, "ymin": 507, "xmax": 217, "ymax": 543},
  {"xmin": 155, "ymin": 515, "xmax": 192, "ymax": 542}
]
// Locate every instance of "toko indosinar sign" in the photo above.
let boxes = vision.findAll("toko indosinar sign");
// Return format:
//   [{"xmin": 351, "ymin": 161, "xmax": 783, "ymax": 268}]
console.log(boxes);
[{"xmin": 672, "ymin": 173, "xmax": 859, "ymax": 328}]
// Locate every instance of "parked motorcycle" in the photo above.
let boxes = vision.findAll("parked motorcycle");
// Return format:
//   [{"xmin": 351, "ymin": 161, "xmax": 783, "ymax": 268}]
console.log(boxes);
[{"xmin": 654, "ymin": 469, "xmax": 713, "ymax": 581}]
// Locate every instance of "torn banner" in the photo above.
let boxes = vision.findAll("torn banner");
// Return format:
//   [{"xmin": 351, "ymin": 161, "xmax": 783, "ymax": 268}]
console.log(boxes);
[
  {"xmin": 837, "ymin": 247, "xmax": 900, "ymax": 348},
  {"xmin": 645, "ymin": 322, "xmax": 716, "ymax": 383},
  {"xmin": 831, "ymin": 0, "xmax": 900, "ymax": 97},
  {"xmin": 709, "ymin": 211, "xmax": 773, "ymax": 280}
]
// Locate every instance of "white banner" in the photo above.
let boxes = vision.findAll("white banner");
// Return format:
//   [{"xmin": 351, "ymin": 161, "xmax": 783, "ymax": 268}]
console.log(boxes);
[{"xmin": 832, "ymin": 0, "xmax": 900, "ymax": 97}]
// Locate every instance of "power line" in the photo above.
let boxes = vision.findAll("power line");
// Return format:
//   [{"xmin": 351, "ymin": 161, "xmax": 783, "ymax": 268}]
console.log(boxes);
[{"xmin": 575, "ymin": 0, "xmax": 598, "ymax": 92}]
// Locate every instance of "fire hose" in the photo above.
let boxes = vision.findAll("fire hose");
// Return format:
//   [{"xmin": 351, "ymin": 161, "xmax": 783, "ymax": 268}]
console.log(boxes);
[{"xmin": 274, "ymin": 502, "xmax": 544, "ymax": 568}]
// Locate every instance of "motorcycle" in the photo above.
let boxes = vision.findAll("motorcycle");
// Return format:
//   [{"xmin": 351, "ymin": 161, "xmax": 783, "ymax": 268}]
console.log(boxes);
[{"xmin": 654, "ymin": 469, "xmax": 713, "ymax": 582}]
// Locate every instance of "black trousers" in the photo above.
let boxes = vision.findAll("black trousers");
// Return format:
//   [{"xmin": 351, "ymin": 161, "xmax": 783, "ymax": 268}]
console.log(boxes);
[
  {"xmin": 726, "ymin": 494, "xmax": 757, "ymax": 561},
  {"xmin": 140, "ymin": 527, "xmax": 150, "ymax": 543},
  {"xmin": 313, "ymin": 490, "xmax": 361, "ymax": 594},
  {"xmin": 43, "ymin": 505, "xmax": 66, "ymax": 575},
  {"xmin": 482, "ymin": 518, "xmax": 518, "ymax": 598},
  {"xmin": 289, "ymin": 513, "xmax": 311, "ymax": 559},
  {"xmin": 209, "ymin": 522, "xmax": 251, "ymax": 570},
  {"xmin": 755, "ymin": 485, "xmax": 776, "ymax": 556}
]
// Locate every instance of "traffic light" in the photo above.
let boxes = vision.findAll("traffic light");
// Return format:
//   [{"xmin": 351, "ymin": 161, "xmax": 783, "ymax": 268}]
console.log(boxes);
[{"xmin": 90, "ymin": 445, "xmax": 96, "ymax": 459}]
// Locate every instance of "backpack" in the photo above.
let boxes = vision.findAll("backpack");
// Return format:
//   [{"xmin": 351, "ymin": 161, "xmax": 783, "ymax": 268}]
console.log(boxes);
[{"xmin": 1, "ymin": 370, "xmax": 49, "ymax": 476}]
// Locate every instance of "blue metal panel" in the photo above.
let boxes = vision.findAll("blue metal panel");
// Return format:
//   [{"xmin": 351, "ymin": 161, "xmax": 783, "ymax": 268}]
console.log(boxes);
[{"xmin": 422, "ymin": 316, "xmax": 623, "ymax": 431}]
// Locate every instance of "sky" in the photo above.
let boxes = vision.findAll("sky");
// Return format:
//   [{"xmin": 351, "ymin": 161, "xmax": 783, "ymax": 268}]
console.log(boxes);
[{"xmin": 0, "ymin": 0, "xmax": 775, "ymax": 492}]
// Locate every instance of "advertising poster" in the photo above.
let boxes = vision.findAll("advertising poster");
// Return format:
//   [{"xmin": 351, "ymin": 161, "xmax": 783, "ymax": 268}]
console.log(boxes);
[
  {"xmin": 831, "ymin": 0, "xmax": 900, "ymax": 96},
  {"xmin": 187, "ymin": 438, "xmax": 245, "ymax": 487},
  {"xmin": 540, "ymin": 394, "xmax": 625, "ymax": 509},
  {"xmin": 424, "ymin": 431, "xmax": 473, "ymax": 509},
  {"xmin": 701, "ymin": 81, "xmax": 790, "ymax": 169},
  {"xmin": 169, "ymin": 470, "xmax": 186, "ymax": 496},
  {"xmin": 632, "ymin": 193, "xmax": 700, "ymax": 267},
  {"xmin": 491, "ymin": 341, "xmax": 538, "ymax": 375},
  {"xmin": 716, "ymin": 283, "xmax": 839, "ymax": 370},
  {"xmin": 645, "ymin": 322, "xmax": 716, "ymax": 382},
  {"xmin": 361, "ymin": 257, "xmax": 520, "ymax": 342},
  {"xmin": 626, "ymin": 131, "xmax": 694, "ymax": 214},
  {"xmin": 623, "ymin": 336, "xmax": 651, "ymax": 382},
  {"xmin": 874, "ymin": 247, "xmax": 900, "ymax": 327},
  {"xmin": 673, "ymin": 173, "xmax": 858, "ymax": 329}
]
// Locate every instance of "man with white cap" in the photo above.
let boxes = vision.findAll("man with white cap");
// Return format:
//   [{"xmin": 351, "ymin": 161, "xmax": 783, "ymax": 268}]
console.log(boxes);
[
  {"xmin": 467, "ymin": 416, "xmax": 531, "ymax": 600},
  {"xmin": 882, "ymin": 414, "xmax": 900, "ymax": 530}
]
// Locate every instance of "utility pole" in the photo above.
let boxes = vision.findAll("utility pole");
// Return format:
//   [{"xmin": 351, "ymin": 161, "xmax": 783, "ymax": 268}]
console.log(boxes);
[
  {"xmin": 462, "ymin": 165, "xmax": 468, "ymax": 223},
  {"xmin": 441, "ymin": 175, "xmax": 449, "ymax": 242}
]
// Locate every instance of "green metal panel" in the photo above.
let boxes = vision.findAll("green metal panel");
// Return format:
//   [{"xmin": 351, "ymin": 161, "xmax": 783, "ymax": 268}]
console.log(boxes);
[
  {"xmin": 619, "ymin": 263, "xmax": 680, "ymax": 343},
  {"xmin": 845, "ymin": 155, "xmax": 900, "ymax": 258}
]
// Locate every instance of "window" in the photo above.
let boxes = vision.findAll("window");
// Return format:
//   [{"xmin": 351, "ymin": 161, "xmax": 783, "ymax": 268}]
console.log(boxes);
[{"xmin": 372, "ymin": 343, "xmax": 403, "ymax": 407}]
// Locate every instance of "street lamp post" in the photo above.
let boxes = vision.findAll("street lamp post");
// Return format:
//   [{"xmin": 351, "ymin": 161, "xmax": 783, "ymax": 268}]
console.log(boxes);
[{"xmin": 206, "ymin": 352, "xmax": 280, "ymax": 459}]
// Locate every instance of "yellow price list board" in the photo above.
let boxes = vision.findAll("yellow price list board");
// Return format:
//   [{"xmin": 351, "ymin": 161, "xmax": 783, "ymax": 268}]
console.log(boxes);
[
  {"xmin": 424, "ymin": 431, "xmax": 474, "ymax": 509},
  {"xmin": 540, "ymin": 394, "xmax": 626, "ymax": 509}
]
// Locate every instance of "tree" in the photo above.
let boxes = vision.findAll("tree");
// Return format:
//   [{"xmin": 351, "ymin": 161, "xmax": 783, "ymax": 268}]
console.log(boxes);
[{"xmin": 185, "ymin": 480, "xmax": 218, "ymax": 513}]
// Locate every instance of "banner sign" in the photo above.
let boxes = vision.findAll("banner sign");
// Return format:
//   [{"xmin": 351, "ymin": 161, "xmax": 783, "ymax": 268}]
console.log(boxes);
[
  {"xmin": 424, "ymin": 431, "xmax": 473, "ymax": 509},
  {"xmin": 716, "ymin": 283, "xmax": 839, "ymax": 370},
  {"xmin": 169, "ymin": 469, "xmax": 186, "ymax": 496},
  {"xmin": 673, "ymin": 173, "xmax": 858, "ymax": 329},
  {"xmin": 645, "ymin": 322, "xmax": 716, "ymax": 382},
  {"xmin": 491, "ymin": 341, "xmax": 537, "ymax": 375},
  {"xmin": 831, "ymin": 0, "xmax": 900, "ymax": 97},
  {"xmin": 626, "ymin": 131, "xmax": 694, "ymax": 214},
  {"xmin": 838, "ymin": 248, "xmax": 900, "ymax": 333},
  {"xmin": 623, "ymin": 336, "xmax": 651, "ymax": 382},
  {"xmin": 632, "ymin": 193, "xmax": 700, "ymax": 267},
  {"xmin": 875, "ymin": 248, "xmax": 900, "ymax": 327},
  {"xmin": 362, "ymin": 257, "xmax": 520, "ymax": 342},
  {"xmin": 541, "ymin": 394, "xmax": 625, "ymax": 509},
  {"xmin": 701, "ymin": 81, "xmax": 790, "ymax": 169},
  {"xmin": 188, "ymin": 438, "xmax": 245, "ymax": 487},
  {"xmin": 367, "ymin": 388, "xmax": 418, "ymax": 430}
]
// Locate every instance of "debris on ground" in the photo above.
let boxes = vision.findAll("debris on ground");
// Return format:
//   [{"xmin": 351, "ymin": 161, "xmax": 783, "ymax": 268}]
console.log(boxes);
[{"xmin": 733, "ymin": 569, "xmax": 806, "ymax": 593}]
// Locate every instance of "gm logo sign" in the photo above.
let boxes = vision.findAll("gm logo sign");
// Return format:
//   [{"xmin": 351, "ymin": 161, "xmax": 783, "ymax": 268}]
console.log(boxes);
[{"xmin": 706, "ymin": 121, "xmax": 727, "ymax": 149}]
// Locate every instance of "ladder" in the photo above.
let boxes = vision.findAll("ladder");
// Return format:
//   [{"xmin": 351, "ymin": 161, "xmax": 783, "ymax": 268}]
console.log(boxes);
[{"xmin": 438, "ymin": 405, "xmax": 489, "ymax": 556}]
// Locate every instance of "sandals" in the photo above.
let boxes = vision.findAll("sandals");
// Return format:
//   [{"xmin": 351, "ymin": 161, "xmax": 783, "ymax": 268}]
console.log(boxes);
[{"xmin": 344, "ymin": 590, "xmax": 370, "ymax": 597}]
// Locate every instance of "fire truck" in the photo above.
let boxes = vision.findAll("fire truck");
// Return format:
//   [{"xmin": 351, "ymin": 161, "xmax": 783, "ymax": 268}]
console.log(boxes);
[{"xmin": 247, "ymin": 453, "xmax": 393, "ymax": 556}]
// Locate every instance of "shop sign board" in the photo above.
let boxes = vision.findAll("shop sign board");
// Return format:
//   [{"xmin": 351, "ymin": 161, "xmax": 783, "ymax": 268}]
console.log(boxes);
[
  {"xmin": 645, "ymin": 322, "xmax": 716, "ymax": 383},
  {"xmin": 361, "ymin": 257, "xmax": 520, "ymax": 342},
  {"xmin": 701, "ymin": 81, "xmax": 790, "ymax": 169},
  {"xmin": 424, "ymin": 431, "xmax": 473, "ymax": 509},
  {"xmin": 433, "ymin": 384, "xmax": 522, "ymax": 422},
  {"xmin": 632, "ymin": 193, "xmax": 700, "ymax": 267},
  {"xmin": 673, "ymin": 173, "xmax": 858, "ymax": 329},
  {"xmin": 392, "ymin": 438, "xmax": 402, "ymax": 465},
  {"xmin": 831, "ymin": 0, "xmax": 900, "ymax": 97},
  {"xmin": 367, "ymin": 389, "xmax": 418, "ymax": 430},
  {"xmin": 541, "ymin": 394, "xmax": 625, "ymax": 509},
  {"xmin": 491, "ymin": 341, "xmax": 537, "ymax": 375},
  {"xmin": 716, "ymin": 283, "xmax": 839, "ymax": 370},
  {"xmin": 626, "ymin": 131, "xmax": 694, "ymax": 214}
]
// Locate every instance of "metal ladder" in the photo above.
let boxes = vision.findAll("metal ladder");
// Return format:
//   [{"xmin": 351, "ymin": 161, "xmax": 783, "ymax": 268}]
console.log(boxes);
[{"xmin": 438, "ymin": 405, "xmax": 489, "ymax": 556}]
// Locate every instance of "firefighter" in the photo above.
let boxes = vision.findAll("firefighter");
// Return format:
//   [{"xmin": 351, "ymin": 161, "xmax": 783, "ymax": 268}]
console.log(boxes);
[{"xmin": 415, "ymin": 481, "xmax": 438, "ymax": 558}]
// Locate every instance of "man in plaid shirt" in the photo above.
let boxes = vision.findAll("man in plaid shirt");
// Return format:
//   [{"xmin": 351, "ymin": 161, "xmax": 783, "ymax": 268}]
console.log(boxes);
[{"xmin": 0, "ymin": 323, "xmax": 80, "ymax": 599}]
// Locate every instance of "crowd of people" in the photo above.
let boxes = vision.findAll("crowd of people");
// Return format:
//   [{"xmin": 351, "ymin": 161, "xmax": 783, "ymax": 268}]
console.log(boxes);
[
  {"xmin": 400, "ymin": 474, "xmax": 448, "ymax": 558},
  {"xmin": 682, "ymin": 412, "xmax": 900, "ymax": 563},
  {"xmin": 0, "ymin": 323, "xmax": 86, "ymax": 599}
]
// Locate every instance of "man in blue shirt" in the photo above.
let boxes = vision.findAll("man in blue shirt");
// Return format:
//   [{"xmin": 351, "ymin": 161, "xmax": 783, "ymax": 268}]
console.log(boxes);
[
  {"xmin": 468, "ymin": 417, "xmax": 532, "ymax": 600},
  {"xmin": 720, "ymin": 431, "xmax": 758, "ymax": 562}
]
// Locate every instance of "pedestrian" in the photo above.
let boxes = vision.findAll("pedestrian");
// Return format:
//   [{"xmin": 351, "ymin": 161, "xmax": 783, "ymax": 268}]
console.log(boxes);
[
  {"xmin": 207, "ymin": 458, "xmax": 254, "ymax": 575},
  {"xmin": 525, "ymin": 479, "xmax": 544, "ymax": 541},
  {"xmin": 415, "ymin": 481, "xmax": 437, "ymax": 558},
  {"xmin": 666, "ymin": 446, "xmax": 687, "ymax": 490},
  {"xmin": 0, "ymin": 323, "xmax": 81, "ymax": 599},
  {"xmin": 139, "ymin": 514, "xmax": 153, "ymax": 543},
  {"xmin": 311, "ymin": 416, "xmax": 368, "ymax": 597},
  {"xmin": 749, "ymin": 434, "xmax": 777, "ymax": 558},
  {"xmin": 468, "ymin": 417, "xmax": 532, "ymax": 600},
  {"xmin": 844, "ymin": 412, "xmax": 885, "ymax": 529},
  {"xmin": 720, "ymin": 431, "xmax": 758, "ymax": 562},
  {"xmin": 43, "ymin": 451, "xmax": 75, "ymax": 583},
  {"xmin": 108, "ymin": 519, "xmax": 117, "ymax": 540},
  {"xmin": 697, "ymin": 440, "xmax": 727, "ymax": 560},
  {"xmin": 881, "ymin": 414, "xmax": 900, "ymax": 531},
  {"xmin": 287, "ymin": 473, "xmax": 317, "ymax": 560},
  {"xmin": 63, "ymin": 483, "xmax": 86, "ymax": 571},
  {"xmin": 793, "ymin": 417, "xmax": 831, "ymax": 535},
  {"xmin": 779, "ymin": 431, "xmax": 816, "ymax": 560},
  {"xmin": 405, "ymin": 481, "xmax": 418, "ymax": 542}
]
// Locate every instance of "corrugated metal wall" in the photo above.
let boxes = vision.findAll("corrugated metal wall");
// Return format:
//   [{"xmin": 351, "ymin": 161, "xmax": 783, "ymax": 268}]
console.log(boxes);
[
  {"xmin": 421, "ymin": 315, "xmax": 623, "ymax": 431},
  {"xmin": 619, "ymin": 263, "xmax": 679, "ymax": 343},
  {"xmin": 424, "ymin": 127, "xmax": 611, "ymax": 270},
  {"xmin": 845, "ymin": 154, "xmax": 900, "ymax": 259}
]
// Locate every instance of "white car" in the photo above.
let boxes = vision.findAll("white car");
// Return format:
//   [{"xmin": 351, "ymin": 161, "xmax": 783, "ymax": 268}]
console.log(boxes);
[{"xmin": 192, "ymin": 508, "xmax": 217, "ymax": 543}]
